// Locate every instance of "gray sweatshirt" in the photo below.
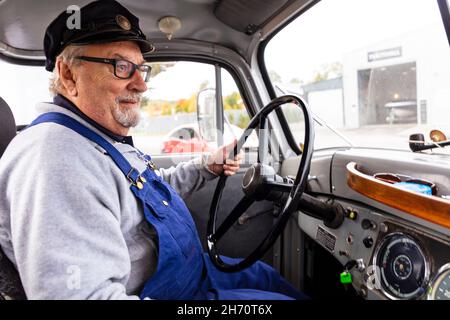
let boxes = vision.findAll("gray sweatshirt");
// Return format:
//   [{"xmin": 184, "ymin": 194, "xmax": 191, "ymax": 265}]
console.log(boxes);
[{"xmin": 0, "ymin": 103, "xmax": 217, "ymax": 299}]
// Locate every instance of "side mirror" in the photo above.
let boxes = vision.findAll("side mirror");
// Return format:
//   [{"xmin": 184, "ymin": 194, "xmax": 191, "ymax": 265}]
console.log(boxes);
[
  {"xmin": 430, "ymin": 129, "xmax": 447, "ymax": 142},
  {"xmin": 196, "ymin": 88, "xmax": 217, "ymax": 143},
  {"xmin": 409, "ymin": 129, "xmax": 450, "ymax": 152}
]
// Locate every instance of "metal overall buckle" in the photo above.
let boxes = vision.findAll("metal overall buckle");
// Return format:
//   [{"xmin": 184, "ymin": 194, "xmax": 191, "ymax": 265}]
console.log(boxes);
[
  {"xmin": 126, "ymin": 168, "xmax": 146, "ymax": 190},
  {"xmin": 146, "ymin": 160, "xmax": 157, "ymax": 171}
]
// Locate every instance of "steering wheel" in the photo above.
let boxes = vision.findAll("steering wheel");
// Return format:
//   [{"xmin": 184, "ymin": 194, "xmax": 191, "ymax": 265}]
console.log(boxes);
[{"xmin": 207, "ymin": 95, "xmax": 314, "ymax": 272}]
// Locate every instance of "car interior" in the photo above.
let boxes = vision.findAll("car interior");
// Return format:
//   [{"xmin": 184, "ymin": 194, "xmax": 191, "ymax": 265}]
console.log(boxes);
[{"xmin": 0, "ymin": 0, "xmax": 449, "ymax": 300}]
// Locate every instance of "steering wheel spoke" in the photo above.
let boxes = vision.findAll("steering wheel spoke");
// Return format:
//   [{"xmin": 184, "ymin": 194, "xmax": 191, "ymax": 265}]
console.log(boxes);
[
  {"xmin": 258, "ymin": 116, "xmax": 269, "ymax": 164},
  {"xmin": 262, "ymin": 180, "xmax": 293, "ymax": 193},
  {"xmin": 209, "ymin": 196, "xmax": 254, "ymax": 243}
]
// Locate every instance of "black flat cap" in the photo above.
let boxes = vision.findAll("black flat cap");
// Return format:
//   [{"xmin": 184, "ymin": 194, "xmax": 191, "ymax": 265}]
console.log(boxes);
[{"xmin": 44, "ymin": 0, "xmax": 154, "ymax": 71}]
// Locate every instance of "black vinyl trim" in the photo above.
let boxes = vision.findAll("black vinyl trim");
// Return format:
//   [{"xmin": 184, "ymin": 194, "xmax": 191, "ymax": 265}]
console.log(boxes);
[
  {"xmin": 215, "ymin": 65, "xmax": 224, "ymax": 146},
  {"xmin": 438, "ymin": 0, "xmax": 450, "ymax": 47},
  {"xmin": 0, "ymin": 53, "xmax": 44, "ymax": 67}
]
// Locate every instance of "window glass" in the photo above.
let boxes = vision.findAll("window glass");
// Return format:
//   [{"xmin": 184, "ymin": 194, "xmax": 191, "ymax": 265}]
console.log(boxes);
[
  {"xmin": 222, "ymin": 70, "xmax": 257, "ymax": 149},
  {"xmin": 0, "ymin": 62, "xmax": 52, "ymax": 125},
  {"xmin": 131, "ymin": 61, "xmax": 215, "ymax": 155},
  {"xmin": 131, "ymin": 61, "xmax": 256, "ymax": 155},
  {"xmin": 265, "ymin": 0, "xmax": 450, "ymax": 153},
  {"xmin": 0, "ymin": 59, "xmax": 255, "ymax": 155}
]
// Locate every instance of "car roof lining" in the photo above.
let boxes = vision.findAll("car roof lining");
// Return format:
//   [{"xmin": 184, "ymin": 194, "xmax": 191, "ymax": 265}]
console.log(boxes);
[
  {"xmin": 0, "ymin": 0, "xmax": 312, "ymax": 64},
  {"xmin": 214, "ymin": 0, "xmax": 292, "ymax": 34}
]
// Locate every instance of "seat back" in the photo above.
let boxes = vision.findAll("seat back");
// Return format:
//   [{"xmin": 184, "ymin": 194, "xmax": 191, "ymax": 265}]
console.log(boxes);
[
  {"xmin": 0, "ymin": 250, "xmax": 26, "ymax": 300},
  {"xmin": 0, "ymin": 97, "xmax": 17, "ymax": 157},
  {"xmin": 0, "ymin": 97, "xmax": 26, "ymax": 299}
]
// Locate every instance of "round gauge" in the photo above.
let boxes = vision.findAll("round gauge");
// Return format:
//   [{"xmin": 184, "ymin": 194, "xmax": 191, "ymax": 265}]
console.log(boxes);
[
  {"xmin": 428, "ymin": 263, "xmax": 450, "ymax": 300},
  {"xmin": 373, "ymin": 233, "xmax": 429, "ymax": 300}
]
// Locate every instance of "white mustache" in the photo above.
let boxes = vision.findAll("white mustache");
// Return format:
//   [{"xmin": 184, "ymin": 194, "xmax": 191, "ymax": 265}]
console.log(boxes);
[{"xmin": 116, "ymin": 94, "xmax": 142, "ymax": 104}]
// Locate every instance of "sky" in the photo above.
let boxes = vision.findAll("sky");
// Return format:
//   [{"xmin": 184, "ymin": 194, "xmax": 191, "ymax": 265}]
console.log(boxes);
[
  {"xmin": 0, "ymin": 0, "xmax": 445, "ymax": 124},
  {"xmin": 264, "ymin": 0, "xmax": 441, "ymax": 84},
  {"xmin": 145, "ymin": 62, "xmax": 240, "ymax": 101}
]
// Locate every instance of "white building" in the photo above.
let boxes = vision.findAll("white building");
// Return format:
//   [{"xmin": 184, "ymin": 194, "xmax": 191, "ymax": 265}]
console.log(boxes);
[{"xmin": 342, "ymin": 23, "xmax": 450, "ymax": 128}]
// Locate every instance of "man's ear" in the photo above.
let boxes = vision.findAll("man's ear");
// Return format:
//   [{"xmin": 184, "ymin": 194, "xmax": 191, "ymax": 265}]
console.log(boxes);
[{"xmin": 57, "ymin": 59, "xmax": 78, "ymax": 97}]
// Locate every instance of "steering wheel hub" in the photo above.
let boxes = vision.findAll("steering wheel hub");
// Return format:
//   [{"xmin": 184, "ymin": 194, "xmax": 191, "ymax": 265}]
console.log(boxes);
[{"xmin": 242, "ymin": 164, "xmax": 278, "ymax": 200}]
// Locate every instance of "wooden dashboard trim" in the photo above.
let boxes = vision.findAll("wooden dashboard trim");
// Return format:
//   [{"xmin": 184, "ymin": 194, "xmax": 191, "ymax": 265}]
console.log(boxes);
[{"xmin": 346, "ymin": 162, "xmax": 450, "ymax": 229}]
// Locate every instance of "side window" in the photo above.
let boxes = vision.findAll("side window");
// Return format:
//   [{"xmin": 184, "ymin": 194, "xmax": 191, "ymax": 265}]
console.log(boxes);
[
  {"xmin": 222, "ymin": 70, "xmax": 257, "ymax": 149},
  {"xmin": 131, "ymin": 61, "xmax": 214, "ymax": 155},
  {"xmin": 131, "ymin": 61, "xmax": 255, "ymax": 155},
  {"xmin": 0, "ymin": 62, "xmax": 53, "ymax": 125}
]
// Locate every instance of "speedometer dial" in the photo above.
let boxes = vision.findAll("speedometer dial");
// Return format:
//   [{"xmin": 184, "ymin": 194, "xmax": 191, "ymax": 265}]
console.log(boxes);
[
  {"xmin": 428, "ymin": 263, "xmax": 450, "ymax": 300},
  {"xmin": 374, "ymin": 233, "xmax": 429, "ymax": 300}
]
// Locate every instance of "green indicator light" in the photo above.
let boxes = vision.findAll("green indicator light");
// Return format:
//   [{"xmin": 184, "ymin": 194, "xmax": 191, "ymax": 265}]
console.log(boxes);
[{"xmin": 340, "ymin": 272, "xmax": 352, "ymax": 284}]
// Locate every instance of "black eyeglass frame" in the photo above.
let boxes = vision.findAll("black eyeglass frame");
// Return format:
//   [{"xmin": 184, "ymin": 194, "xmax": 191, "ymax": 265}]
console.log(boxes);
[{"xmin": 75, "ymin": 56, "xmax": 151, "ymax": 82}]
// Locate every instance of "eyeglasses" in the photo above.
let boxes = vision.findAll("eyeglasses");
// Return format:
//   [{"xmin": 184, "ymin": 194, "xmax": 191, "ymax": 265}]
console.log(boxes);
[
  {"xmin": 373, "ymin": 172, "xmax": 437, "ymax": 195},
  {"xmin": 75, "ymin": 56, "xmax": 152, "ymax": 82}
]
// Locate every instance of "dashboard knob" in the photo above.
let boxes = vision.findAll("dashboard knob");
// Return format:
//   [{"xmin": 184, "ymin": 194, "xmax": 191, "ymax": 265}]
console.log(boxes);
[
  {"xmin": 363, "ymin": 236, "xmax": 374, "ymax": 248},
  {"xmin": 362, "ymin": 219, "xmax": 377, "ymax": 230}
]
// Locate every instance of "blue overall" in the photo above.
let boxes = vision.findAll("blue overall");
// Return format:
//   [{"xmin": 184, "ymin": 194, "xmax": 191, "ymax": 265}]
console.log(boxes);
[{"xmin": 30, "ymin": 112, "xmax": 306, "ymax": 300}]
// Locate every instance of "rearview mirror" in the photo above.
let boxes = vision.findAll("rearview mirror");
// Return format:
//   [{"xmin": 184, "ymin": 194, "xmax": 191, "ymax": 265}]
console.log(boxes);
[{"xmin": 196, "ymin": 88, "xmax": 217, "ymax": 142}]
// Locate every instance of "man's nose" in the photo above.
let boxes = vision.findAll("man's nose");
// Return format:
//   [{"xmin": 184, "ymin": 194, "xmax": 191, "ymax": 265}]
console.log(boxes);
[{"xmin": 128, "ymin": 70, "xmax": 148, "ymax": 93}]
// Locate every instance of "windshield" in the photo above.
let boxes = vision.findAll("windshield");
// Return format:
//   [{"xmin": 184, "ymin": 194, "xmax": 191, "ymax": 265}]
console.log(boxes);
[{"xmin": 265, "ymin": 0, "xmax": 450, "ymax": 153}]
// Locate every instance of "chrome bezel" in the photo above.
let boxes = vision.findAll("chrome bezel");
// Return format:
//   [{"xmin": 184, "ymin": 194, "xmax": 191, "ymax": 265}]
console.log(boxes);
[
  {"xmin": 372, "ymin": 232, "xmax": 430, "ymax": 300},
  {"xmin": 427, "ymin": 263, "xmax": 450, "ymax": 300}
]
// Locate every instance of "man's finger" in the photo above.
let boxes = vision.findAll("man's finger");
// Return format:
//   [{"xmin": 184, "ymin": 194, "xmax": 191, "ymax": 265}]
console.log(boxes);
[
  {"xmin": 224, "ymin": 170, "xmax": 236, "ymax": 176},
  {"xmin": 225, "ymin": 158, "xmax": 241, "ymax": 165},
  {"xmin": 234, "ymin": 151, "xmax": 243, "ymax": 161},
  {"xmin": 224, "ymin": 163, "xmax": 239, "ymax": 170}
]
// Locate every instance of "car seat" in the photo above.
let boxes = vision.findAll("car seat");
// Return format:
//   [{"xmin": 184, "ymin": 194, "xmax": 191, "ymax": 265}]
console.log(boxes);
[{"xmin": 0, "ymin": 97, "xmax": 26, "ymax": 299}]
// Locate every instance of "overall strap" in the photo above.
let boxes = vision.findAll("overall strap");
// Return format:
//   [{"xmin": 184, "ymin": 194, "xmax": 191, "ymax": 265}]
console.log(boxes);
[{"xmin": 29, "ymin": 112, "xmax": 141, "ymax": 184}]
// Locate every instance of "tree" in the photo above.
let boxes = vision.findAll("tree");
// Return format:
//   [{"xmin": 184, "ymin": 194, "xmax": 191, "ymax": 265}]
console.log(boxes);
[
  {"xmin": 311, "ymin": 62, "xmax": 343, "ymax": 83},
  {"xmin": 199, "ymin": 80, "xmax": 210, "ymax": 91},
  {"xmin": 174, "ymin": 92, "xmax": 197, "ymax": 114},
  {"xmin": 223, "ymin": 92, "xmax": 243, "ymax": 110},
  {"xmin": 226, "ymin": 111, "xmax": 235, "ymax": 124},
  {"xmin": 289, "ymin": 78, "xmax": 303, "ymax": 85},
  {"xmin": 140, "ymin": 96, "xmax": 149, "ymax": 108},
  {"xmin": 237, "ymin": 114, "xmax": 250, "ymax": 128},
  {"xmin": 150, "ymin": 62, "xmax": 176, "ymax": 78},
  {"xmin": 268, "ymin": 70, "xmax": 282, "ymax": 83}
]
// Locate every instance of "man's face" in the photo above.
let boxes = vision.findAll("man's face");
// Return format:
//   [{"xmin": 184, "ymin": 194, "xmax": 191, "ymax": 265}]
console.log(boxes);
[{"xmin": 72, "ymin": 41, "xmax": 148, "ymax": 135}]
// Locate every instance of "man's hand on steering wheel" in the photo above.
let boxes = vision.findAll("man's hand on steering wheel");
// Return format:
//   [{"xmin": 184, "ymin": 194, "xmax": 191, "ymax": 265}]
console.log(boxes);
[{"xmin": 207, "ymin": 139, "xmax": 243, "ymax": 176}]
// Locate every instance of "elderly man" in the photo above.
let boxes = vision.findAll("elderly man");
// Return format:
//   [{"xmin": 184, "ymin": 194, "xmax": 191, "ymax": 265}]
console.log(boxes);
[{"xmin": 0, "ymin": 0, "xmax": 304, "ymax": 300}]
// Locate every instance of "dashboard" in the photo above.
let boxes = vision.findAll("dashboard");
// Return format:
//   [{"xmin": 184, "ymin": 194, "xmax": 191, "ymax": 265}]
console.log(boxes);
[
  {"xmin": 282, "ymin": 147, "xmax": 450, "ymax": 300},
  {"xmin": 299, "ymin": 200, "xmax": 450, "ymax": 300}
]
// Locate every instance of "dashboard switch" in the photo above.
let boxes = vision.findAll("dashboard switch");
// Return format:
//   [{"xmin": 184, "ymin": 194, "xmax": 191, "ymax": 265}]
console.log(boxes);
[
  {"xmin": 356, "ymin": 259, "xmax": 366, "ymax": 272},
  {"xmin": 363, "ymin": 236, "xmax": 374, "ymax": 248},
  {"xmin": 362, "ymin": 219, "xmax": 377, "ymax": 230},
  {"xmin": 345, "ymin": 207, "xmax": 358, "ymax": 220},
  {"xmin": 340, "ymin": 271, "xmax": 352, "ymax": 284}
]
